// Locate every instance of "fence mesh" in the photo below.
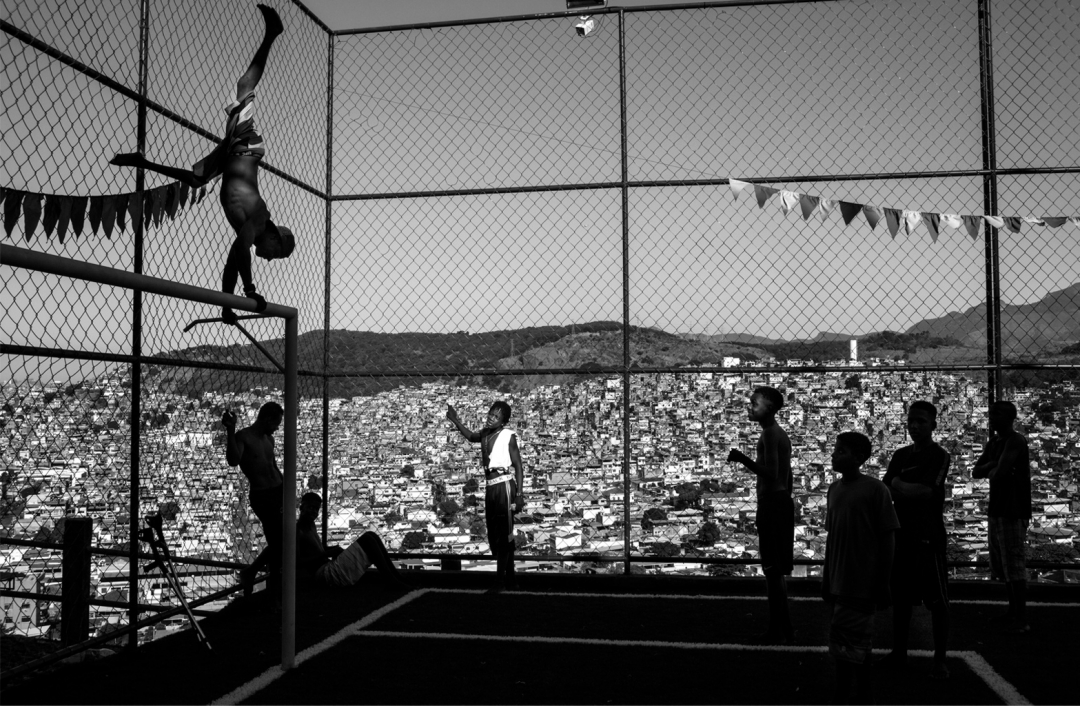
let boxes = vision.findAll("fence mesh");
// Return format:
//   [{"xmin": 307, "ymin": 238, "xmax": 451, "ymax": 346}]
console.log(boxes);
[{"xmin": 3, "ymin": 0, "xmax": 1079, "ymax": 656}]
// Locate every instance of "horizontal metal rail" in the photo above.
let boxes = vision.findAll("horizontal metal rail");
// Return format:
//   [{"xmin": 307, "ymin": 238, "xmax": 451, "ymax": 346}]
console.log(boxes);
[
  {"xmin": 0, "ymin": 589, "xmax": 217, "ymax": 616},
  {"xmin": 0, "ymin": 344, "xmax": 322, "ymax": 377}
]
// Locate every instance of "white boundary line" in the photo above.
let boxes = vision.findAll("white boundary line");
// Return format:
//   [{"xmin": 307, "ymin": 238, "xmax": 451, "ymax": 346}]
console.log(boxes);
[
  {"xmin": 207, "ymin": 587, "xmax": 1049, "ymax": 705},
  {"xmin": 209, "ymin": 589, "xmax": 449, "ymax": 705},
  {"xmin": 356, "ymin": 630, "xmax": 1030, "ymax": 705}
]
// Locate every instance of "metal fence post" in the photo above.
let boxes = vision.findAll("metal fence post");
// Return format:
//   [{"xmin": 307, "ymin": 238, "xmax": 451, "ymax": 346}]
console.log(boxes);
[
  {"xmin": 60, "ymin": 517, "xmax": 92, "ymax": 647},
  {"xmin": 126, "ymin": 0, "xmax": 151, "ymax": 651},
  {"xmin": 322, "ymin": 29, "xmax": 335, "ymax": 546},
  {"xmin": 977, "ymin": 0, "xmax": 1001, "ymax": 404},
  {"xmin": 618, "ymin": 8, "xmax": 631, "ymax": 575}
]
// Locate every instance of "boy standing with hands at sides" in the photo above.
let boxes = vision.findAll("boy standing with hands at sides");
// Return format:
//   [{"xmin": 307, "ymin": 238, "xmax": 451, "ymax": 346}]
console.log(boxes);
[
  {"xmin": 727, "ymin": 386, "xmax": 795, "ymax": 644},
  {"xmin": 972, "ymin": 400, "xmax": 1032, "ymax": 634},
  {"xmin": 880, "ymin": 400, "xmax": 952, "ymax": 678},
  {"xmin": 823, "ymin": 432, "xmax": 899, "ymax": 705},
  {"xmin": 447, "ymin": 401, "xmax": 525, "ymax": 592}
]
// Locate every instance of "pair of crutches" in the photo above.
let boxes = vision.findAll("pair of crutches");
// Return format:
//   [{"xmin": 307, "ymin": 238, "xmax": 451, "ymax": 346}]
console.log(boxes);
[{"xmin": 140, "ymin": 512, "xmax": 212, "ymax": 650}]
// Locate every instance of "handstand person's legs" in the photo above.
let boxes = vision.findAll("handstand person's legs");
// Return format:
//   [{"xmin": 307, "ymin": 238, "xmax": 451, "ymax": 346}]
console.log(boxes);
[{"xmin": 236, "ymin": 5, "xmax": 284, "ymax": 99}]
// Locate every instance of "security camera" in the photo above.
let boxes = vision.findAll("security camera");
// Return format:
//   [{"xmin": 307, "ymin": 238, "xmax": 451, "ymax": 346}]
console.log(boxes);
[{"xmin": 575, "ymin": 15, "xmax": 598, "ymax": 36}]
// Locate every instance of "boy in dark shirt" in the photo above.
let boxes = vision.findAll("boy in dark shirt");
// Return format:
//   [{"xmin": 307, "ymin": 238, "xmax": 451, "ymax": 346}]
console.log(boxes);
[
  {"xmin": 447, "ymin": 401, "xmax": 525, "ymax": 592},
  {"xmin": 880, "ymin": 400, "xmax": 952, "ymax": 678},
  {"xmin": 823, "ymin": 431, "xmax": 900, "ymax": 704},
  {"xmin": 296, "ymin": 493, "xmax": 410, "ymax": 591},
  {"xmin": 973, "ymin": 400, "xmax": 1032, "ymax": 634},
  {"xmin": 727, "ymin": 386, "xmax": 794, "ymax": 643}
]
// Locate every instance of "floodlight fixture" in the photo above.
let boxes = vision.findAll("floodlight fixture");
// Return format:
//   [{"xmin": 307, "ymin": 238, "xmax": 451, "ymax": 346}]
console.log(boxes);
[
  {"xmin": 567, "ymin": 0, "xmax": 606, "ymax": 9},
  {"xmin": 575, "ymin": 15, "xmax": 599, "ymax": 37}
]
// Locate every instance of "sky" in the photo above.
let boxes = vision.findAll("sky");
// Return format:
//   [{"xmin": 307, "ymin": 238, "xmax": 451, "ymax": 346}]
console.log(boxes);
[{"xmin": 2, "ymin": 0, "xmax": 1079, "ymax": 383}]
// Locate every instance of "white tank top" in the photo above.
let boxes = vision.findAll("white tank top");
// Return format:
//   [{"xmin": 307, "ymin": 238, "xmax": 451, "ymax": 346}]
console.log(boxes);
[{"xmin": 487, "ymin": 428, "xmax": 516, "ymax": 468}]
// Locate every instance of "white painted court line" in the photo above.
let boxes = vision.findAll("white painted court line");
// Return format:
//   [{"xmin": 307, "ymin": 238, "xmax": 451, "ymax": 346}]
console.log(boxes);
[
  {"xmin": 356, "ymin": 630, "xmax": 1029, "ymax": 705},
  {"xmin": 209, "ymin": 589, "xmax": 466, "ymax": 706}
]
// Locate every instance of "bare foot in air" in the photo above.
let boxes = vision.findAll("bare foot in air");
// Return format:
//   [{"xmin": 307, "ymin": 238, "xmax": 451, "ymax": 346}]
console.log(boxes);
[{"xmin": 257, "ymin": 4, "xmax": 284, "ymax": 37}]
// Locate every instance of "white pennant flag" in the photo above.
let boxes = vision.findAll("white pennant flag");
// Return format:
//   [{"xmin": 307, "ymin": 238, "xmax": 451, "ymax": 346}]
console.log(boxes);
[
  {"xmin": 1023, "ymin": 216, "xmax": 1045, "ymax": 226},
  {"xmin": 903, "ymin": 210, "xmax": 922, "ymax": 235},
  {"xmin": 728, "ymin": 179, "xmax": 754, "ymax": 201},
  {"xmin": 984, "ymin": 215, "xmax": 1005, "ymax": 229},
  {"xmin": 818, "ymin": 199, "xmax": 836, "ymax": 220},
  {"xmin": 779, "ymin": 190, "xmax": 800, "ymax": 215},
  {"xmin": 941, "ymin": 214, "xmax": 963, "ymax": 229}
]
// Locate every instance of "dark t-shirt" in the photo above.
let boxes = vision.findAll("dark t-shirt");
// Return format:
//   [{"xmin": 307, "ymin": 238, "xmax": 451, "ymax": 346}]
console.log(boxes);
[
  {"xmin": 882, "ymin": 443, "xmax": 950, "ymax": 544},
  {"xmin": 982, "ymin": 432, "xmax": 1032, "ymax": 519},
  {"xmin": 824, "ymin": 474, "xmax": 901, "ymax": 605}
]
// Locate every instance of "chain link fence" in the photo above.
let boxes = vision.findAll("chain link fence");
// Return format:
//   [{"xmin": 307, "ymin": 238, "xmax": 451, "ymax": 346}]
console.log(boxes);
[{"xmin": 3, "ymin": 0, "xmax": 1079, "ymax": 659}]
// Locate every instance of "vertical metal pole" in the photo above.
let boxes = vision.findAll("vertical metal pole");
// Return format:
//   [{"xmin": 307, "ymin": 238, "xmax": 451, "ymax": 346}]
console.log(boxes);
[
  {"xmin": 282, "ymin": 314, "xmax": 298, "ymax": 669},
  {"xmin": 60, "ymin": 517, "xmax": 92, "ymax": 646},
  {"xmin": 127, "ymin": 0, "xmax": 151, "ymax": 650},
  {"xmin": 617, "ymin": 9, "xmax": 632, "ymax": 575},
  {"xmin": 322, "ymin": 30, "xmax": 335, "ymax": 546},
  {"xmin": 977, "ymin": 0, "xmax": 1001, "ymax": 405}
]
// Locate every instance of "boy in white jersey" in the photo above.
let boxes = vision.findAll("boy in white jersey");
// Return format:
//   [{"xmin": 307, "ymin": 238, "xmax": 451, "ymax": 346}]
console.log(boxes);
[{"xmin": 447, "ymin": 401, "xmax": 525, "ymax": 592}]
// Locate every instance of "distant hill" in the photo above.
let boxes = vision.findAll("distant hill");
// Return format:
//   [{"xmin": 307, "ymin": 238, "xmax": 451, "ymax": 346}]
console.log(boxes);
[{"xmin": 902, "ymin": 282, "xmax": 1080, "ymax": 356}]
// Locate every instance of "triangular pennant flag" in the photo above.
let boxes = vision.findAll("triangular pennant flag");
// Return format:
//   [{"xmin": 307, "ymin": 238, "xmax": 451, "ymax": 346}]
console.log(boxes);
[
  {"xmin": 728, "ymin": 179, "xmax": 753, "ymax": 201},
  {"xmin": 922, "ymin": 212, "xmax": 941, "ymax": 243},
  {"xmin": 885, "ymin": 208, "xmax": 902, "ymax": 239},
  {"xmin": 56, "ymin": 196, "xmax": 73, "ymax": 243},
  {"xmin": 166, "ymin": 183, "xmax": 180, "ymax": 219},
  {"xmin": 863, "ymin": 206, "xmax": 882, "ymax": 231},
  {"xmin": 179, "ymin": 183, "xmax": 190, "ymax": 210},
  {"xmin": 840, "ymin": 201, "xmax": 863, "ymax": 225},
  {"xmin": 1003, "ymin": 216, "xmax": 1022, "ymax": 234},
  {"xmin": 1070, "ymin": 217, "xmax": 1080, "ymax": 228},
  {"xmin": 70, "ymin": 196, "xmax": 87, "ymax": 239},
  {"xmin": 88, "ymin": 196, "xmax": 103, "ymax": 236},
  {"xmin": 984, "ymin": 215, "xmax": 1004, "ymax": 229},
  {"xmin": 23, "ymin": 193, "xmax": 42, "ymax": 241},
  {"xmin": 962, "ymin": 215, "xmax": 981, "ymax": 240},
  {"xmin": 196, "ymin": 186, "xmax": 208, "ymax": 204},
  {"xmin": 115, "ymin": 193, "xmax": 127, "ymax": 232},
  {"xmin": 903, "ymin": 210, "xmax": 922, "ymax": 236},
  {"xmin": 101, "ymin": 195, "xmax": 117, "ymax": 239},
  {"xmin": 127, "ymin": 191, "xmax": 143, "ymax": 232},
  {"xmin": 941, "ymin": 214, "xmax": 962, "ymax": 229},
  {"xmin": 754, "ymin": 184, "xmax": 777, "ymax": 208},
  {"xmin": 799, "ymin": 194, "xmax": 820, "ymax": 220},
  {"xmin": 817, "ymin": 199, "xmax": 836, "ymax": 220},
  {"xmin": 779, "ymin": 190, "xmax": 799, "ymax": 215},
  {"xmin": 1022, "ymin": 216, "xmax": 1044, "ymax": 226},
  {"xmin": 1042, "ymin": 217, "xmax": 1067, "ymax": 228},
  {"xmin": 4, "ymin": 190, "xmax": 23, "ymax": 238},
  {"xmin": 151, "ymin": 186, "xmax": 166, "ymax": 227},
  {"xmin": 42, "ymin": 194, "xmax": 61, "ymax": 238},
  {"xmin": 142, "ymin": 191, "xmax": 153, "ymax": 228}
]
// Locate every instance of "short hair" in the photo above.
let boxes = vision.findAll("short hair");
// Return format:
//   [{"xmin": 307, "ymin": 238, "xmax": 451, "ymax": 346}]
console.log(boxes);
[
  {"xmin": 257, "ymin": 401, "xmax": 283, "ymax": 423},
  {"xmin": 836, "ymin": 431, "xmax": 872, "ymax": 464},
  {"xmin": 301, "ymin": 492, "xmax": 322, "ymax": 508},
  {"xmin": 276, "ymin": 225, "xmax": 296, "ymax": 258},
  {"xmin": 490, "ymin": 400, "xmax": 512, "ymax": 422},
  {"xmin": 908, "ymin": 400, "xmax": 938, "ymax": 420},
  {"xmin": 753, "ymin": 386, "xmax": 785, "ymax": 412},
  {"xmin": 991, "ymin": 400, "xmax": 1018, "ymax": 420}
]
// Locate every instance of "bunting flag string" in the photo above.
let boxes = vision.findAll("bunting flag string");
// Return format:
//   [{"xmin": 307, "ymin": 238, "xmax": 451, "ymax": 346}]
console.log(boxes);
[
  {"xmin": 1, "ymin": 178, "xmax": 217, "ymax": 242},
  {"xmin": 722, "ymin": 178, "xmax": 1079, "ymax": 243}
]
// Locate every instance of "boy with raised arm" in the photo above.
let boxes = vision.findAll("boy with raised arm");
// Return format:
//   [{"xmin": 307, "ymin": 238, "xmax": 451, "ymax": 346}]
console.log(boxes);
[
  {"xmin": 110, "ymin": 4, "xmax": 294, "ymax": 324},
  {"xmin": 972, "ymin": 400, "xmax": 1032, "ymax": 634},
  {"xmin": 727, "ymin": 386, "xmax": 794, "ymax": 643},
  {"xmin": 222, "ymin": 401, "xmax": 284, "ymax": 598},
  {"xmin": 823, "ymin": 432, "xmax": 900, "ymax": 704},
  {"xmin": 880, "ymin": 400, "xmax": 952, "ymax": 678},
  {"xmin": 447, "ymin": 401, "xmax": 525, "ymax": 592}
]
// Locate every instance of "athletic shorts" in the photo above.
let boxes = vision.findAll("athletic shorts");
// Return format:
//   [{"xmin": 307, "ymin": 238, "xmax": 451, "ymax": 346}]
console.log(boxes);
[
  {"xmin": 192, "ymin": 91, "xmax": 266, "ymax": 181},
  {"xmin": 891, "ymin": 534, "xmax": 949, "ymax": 607},
  {"xmin": 756, "ymin": 491, "xmax": 795, "ymax": 576},
  {"xmin": 315, "ymin": 541, "xmax": 371, "ymax": 588},
  {"xmin": 828, "ymin": 600, "xmax": 875, "ymax": 665},
  {"xmin": 988, "ymin": 516, "xmax": 1028, "ymax": 582},
  {"xmin": 485, "ymin": 476, "xmax": 516, "ymax": 544}
]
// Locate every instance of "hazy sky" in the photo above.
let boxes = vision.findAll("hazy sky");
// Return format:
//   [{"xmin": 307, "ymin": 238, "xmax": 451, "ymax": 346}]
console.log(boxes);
[{"xmin": 2, "ymin": 0, "xmax": 1078, "ymax": 383}]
